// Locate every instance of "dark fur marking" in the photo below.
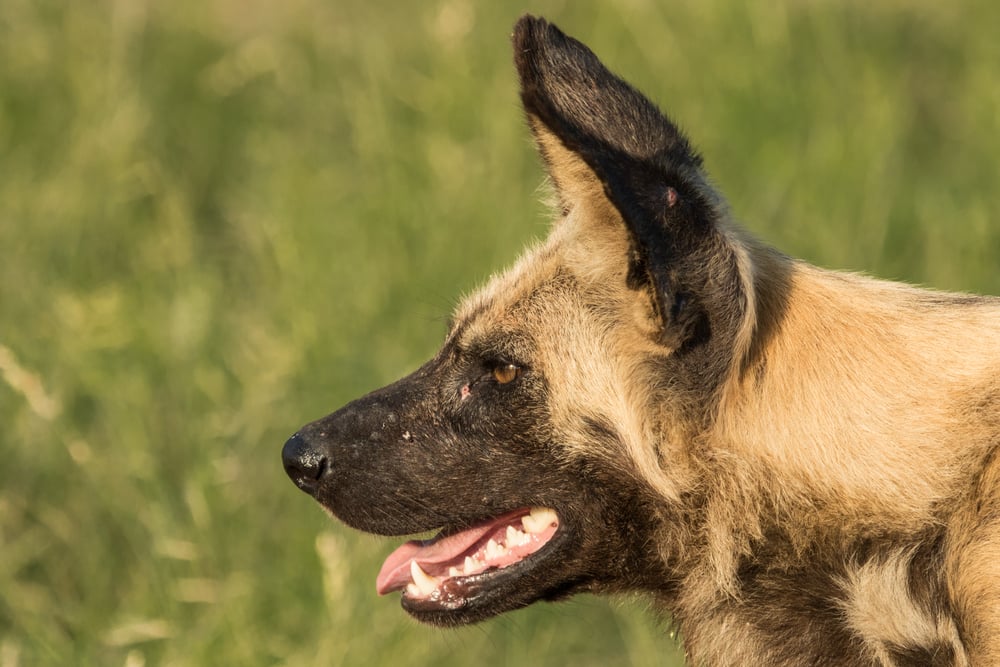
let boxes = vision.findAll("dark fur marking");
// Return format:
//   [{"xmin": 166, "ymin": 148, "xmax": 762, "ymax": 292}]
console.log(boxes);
[
  {"xmin": 446, "ymin": 301, "xmax": 489, "ymax": 344},
  {"xmin": 514, "ymin": 17, "xmax": 747, "ymax": 366},
  {"xmin": 513, "ymin": 17, "xmax": 701, "ymax": 169},
  {"xmin": 885, "ymin": 641, "xmax": 956, "ymax": 667},
  {"xmin": 916, "ymin": 293, "xmax": 996, "ymax": 309},
  {"xmin": 625, "ymin": 246, "xmax": 650, "ymax": 291},
  {"xmin": 906, "ymin": 529, "xmax": 951, "ymax": 622},
  {"xmin": 733, "ymin": 557, "xmax": 867, "ymax": 664},
  {"xmin": 580, "ymin": 415, "xmax": 620, "ymax": 447},
  {"xmin": 282, "ymin": 14, "xmax": 1000, "ymax": 665},
  {"xmin": 739, "ymin": 245, "xmax": 793, "ymax": 383}
]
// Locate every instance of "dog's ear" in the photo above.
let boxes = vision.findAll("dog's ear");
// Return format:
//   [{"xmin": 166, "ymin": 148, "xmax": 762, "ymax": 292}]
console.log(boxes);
[{"xmin": 513, "ymin": 15, "xmax": 749, "ymax": 355}]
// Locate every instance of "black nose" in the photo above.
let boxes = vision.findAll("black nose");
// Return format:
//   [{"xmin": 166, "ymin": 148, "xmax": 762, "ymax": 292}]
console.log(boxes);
[{"xmin": 282, "ymin": 432, "xmax": 328, "ymax": 496}]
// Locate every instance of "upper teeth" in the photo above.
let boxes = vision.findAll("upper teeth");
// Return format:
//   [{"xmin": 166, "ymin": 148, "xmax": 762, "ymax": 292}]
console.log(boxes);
[
  {"xmin": 506, "ymin": 524, "xmax": 530, "ymax": 547},
  {"xmin": 521, "ymin": 507, "xmax": 558, "ymax": 534},
  {"xmin": 406, "ymin": 509, "xmax": 559, "ymax": 594},
  {"xmin": 485, "ymin": 538, "xmax": 505, "ymax": 560}
]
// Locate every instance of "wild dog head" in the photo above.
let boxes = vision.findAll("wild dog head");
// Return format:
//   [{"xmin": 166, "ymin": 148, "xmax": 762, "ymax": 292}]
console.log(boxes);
[{"xmin": 282, "ymin": 15, "xmax": 757, "ymax": 626}]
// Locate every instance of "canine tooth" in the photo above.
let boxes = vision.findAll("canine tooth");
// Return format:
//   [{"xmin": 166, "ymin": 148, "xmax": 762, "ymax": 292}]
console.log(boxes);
[
  {"xmin": 522, "ymin": 507, "xmax": 558, "ymax": 534},
  {"xmin": 531, "ymin": 506, "xmax": 558, "ymax": 524},
  {"xmin": 406, "ymin": 583, "xmax": 420, "ymax": 597},
  {"xmin": 410, "ymin": 561, "xmax": 438, "ymax": 596}
]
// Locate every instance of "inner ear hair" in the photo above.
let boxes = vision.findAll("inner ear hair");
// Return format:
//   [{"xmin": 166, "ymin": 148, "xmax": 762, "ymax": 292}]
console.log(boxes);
[
  {"xmin": 515, "ymin": 15, "xmax": 752, "ymax": 362},
  {"xmin": 531, "ymin": 118, "xmax": 614, "ymax": 218}
]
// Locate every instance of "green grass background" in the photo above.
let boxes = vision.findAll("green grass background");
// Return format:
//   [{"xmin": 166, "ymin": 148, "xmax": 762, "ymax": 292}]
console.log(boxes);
[{"xmin": 1, "ymin": 1, "xmax": 998, "ymax": 665}]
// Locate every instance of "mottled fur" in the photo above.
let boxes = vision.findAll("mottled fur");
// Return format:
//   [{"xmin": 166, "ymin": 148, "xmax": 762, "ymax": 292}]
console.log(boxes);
[{"xmin": 284, "ymin": 16, "xmax": 1000, "ymax": 666}]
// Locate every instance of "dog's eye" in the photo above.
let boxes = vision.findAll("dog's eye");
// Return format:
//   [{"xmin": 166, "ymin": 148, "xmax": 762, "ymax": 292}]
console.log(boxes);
[{"xmin": 492, "ymin": 363, "xmax": 522, "ymax": 384}]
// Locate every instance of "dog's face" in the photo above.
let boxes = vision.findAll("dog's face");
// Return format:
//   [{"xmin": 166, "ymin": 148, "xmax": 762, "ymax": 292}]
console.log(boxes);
[
  {"xmin": 283, "ymin": 225, "xmax": 679, "ymax": 626},
  {"xmin": 283, "ymin": 16, "xmax": 752, "ymax": 626}
]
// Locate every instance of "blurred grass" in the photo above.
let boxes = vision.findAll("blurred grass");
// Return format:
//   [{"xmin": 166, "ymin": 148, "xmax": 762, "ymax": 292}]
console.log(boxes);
[{"xmin": 0, "ymin": 0, "xmax": 998, "ymax": 665}]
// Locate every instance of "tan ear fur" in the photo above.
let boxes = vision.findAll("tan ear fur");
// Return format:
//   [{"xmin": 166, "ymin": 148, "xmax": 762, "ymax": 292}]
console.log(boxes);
[{"xmin": 529, "ymin": 116, "xmax": 620, "ymax": 220}]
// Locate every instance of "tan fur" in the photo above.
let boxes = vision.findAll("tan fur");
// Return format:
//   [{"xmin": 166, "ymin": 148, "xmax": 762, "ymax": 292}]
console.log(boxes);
[
  {"xmin": 448, "ymin": 134, "xmax": 1000, "ymax": 664},
  {"xmin": 946, "ymin": 448, "xmax": 1000, "ymax": 665},
  {"xmin": 285, "ymin": 17, "xmax": 999, "ymax": 664},
  {"xmin": 838, "ymin": 549, "xmax": 967, "ymax": 666},
  {"xmin": 443, "ymin": 17, "xmax": 1000, "ymax": 664},
  {"xmin": 711, "ymin": 265, "xmax": 1000, "ymax": 558}
]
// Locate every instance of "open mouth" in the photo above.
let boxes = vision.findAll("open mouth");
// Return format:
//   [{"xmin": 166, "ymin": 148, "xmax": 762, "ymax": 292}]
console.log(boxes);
[{"xmin": 375, "ymin": 507, "xmax": 560, "ymax": 610}]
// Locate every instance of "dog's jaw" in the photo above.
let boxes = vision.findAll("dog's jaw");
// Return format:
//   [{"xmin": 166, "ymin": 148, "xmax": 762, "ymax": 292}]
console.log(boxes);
[
  {"xmin": 376, "ymin": 507, "xmax": 559, "ymax": 598},
  {"xmin": 364, "ymin": 507, "xmax": 576, "ymax": 623},
  {"xmin": 396, "ymin": 511, "xmax": 585, "ymax": 626}
]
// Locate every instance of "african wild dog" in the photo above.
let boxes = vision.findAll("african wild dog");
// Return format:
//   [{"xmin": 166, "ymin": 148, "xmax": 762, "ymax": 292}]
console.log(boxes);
[{"xmin": 282, "ymin": 15, "xmax": 1000, "ymax": 666}]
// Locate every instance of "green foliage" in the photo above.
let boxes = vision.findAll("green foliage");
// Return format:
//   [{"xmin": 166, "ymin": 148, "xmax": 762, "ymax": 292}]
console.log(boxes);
[{"xmin": 1, "ymin": 1, "xmax": 997, "ymax": 665}]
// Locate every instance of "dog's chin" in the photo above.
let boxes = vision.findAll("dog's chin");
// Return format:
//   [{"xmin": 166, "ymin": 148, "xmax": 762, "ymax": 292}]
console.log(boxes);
[{"xmin": 371, "ymin": 507, "xmax": 587, "ymax": 626}]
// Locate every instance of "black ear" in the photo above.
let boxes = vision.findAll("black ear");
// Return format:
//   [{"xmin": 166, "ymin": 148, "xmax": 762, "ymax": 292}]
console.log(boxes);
[{"xmin": 513, "ymin": 15, "xmax": 748, "ymax": 355}]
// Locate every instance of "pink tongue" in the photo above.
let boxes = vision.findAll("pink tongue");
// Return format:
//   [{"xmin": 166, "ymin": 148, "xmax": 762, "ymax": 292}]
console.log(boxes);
[{"xmin": 375, "ymin": 510, "xmax": 525, "ymax": 595}]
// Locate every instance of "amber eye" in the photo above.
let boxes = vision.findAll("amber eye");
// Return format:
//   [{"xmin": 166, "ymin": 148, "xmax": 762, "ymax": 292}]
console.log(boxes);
[{"xmin": 492, "ymin": 363, "xmax": 521, "ymax": 384}]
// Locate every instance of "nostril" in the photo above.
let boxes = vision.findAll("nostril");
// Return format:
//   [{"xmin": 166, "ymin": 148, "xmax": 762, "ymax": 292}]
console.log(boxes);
[{"xmin": 282, "ymin": 432, "xmax": 328, "ymax": 496}]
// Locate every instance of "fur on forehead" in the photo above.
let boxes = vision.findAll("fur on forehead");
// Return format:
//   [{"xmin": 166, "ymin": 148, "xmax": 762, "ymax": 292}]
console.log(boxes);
[{"xmin": 448, "ymin": 192, "xmax": 690, "ymax": 503}]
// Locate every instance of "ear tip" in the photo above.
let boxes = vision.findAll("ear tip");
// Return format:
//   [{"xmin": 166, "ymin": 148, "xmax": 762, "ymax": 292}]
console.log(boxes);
[
  {"xmin": 512, "ymin": 15, "xmax": 567, "ymax": 72},
  {"xmin": 512, "ymin": 14, "xmax": 551, "ymax": 49},
  {"xmin": 512, "ymin": 15, "xmax": 579, "ymax": 114},
  {"xmin": 512, "ymin": 15, "xmax": 541, "ymax": 75},
  {"xmin": 512, "ymin": 15, "xmax": 701, "ymax": 172}
]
